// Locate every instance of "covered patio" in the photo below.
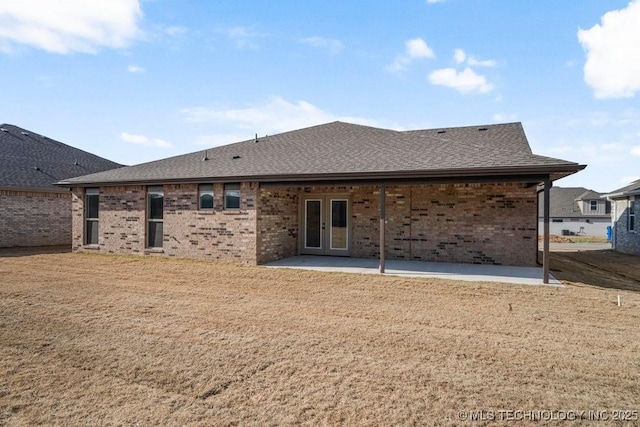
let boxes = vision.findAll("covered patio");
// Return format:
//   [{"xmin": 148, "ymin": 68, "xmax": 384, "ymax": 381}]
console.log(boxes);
[{"xmin": 265, "ymin": 255, "xmax": 561, "ymax": 286}]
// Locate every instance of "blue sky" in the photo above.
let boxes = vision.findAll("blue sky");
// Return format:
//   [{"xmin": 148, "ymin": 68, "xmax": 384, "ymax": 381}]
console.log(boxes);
[{"xmin": 1, "ymin": 0, "xmax": 639, "ymax": 192}]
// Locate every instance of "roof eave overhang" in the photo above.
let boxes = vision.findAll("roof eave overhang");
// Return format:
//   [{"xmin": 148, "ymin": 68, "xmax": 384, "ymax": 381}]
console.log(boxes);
[
  {"xmin": 56, "ymin": 164, "xmax": 586, "ymax": 188},
  {"xmin": 603, "ymin": 190, "xmax": 640, "ymax": 199}
]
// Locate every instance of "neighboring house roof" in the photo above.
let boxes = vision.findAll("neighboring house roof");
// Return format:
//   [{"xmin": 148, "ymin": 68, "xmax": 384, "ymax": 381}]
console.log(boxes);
[
  {"xmin": 603, "ymin": 179, "xmax": 640, "ymax": 199},
  {"xmin": 0, "ymin": 124, "xmax": 122, "ymax": 192},
  {"xmin": 575, "ymin": 189, "xmax": 602, "ymax": 201},
  {"xmin": 539, "ymin": 187, "xmax": 588, "ymax": 218},
  {"xmin": 58, "ymin": 121, "xmax": 585, "ymax": 187},
  {"xmin": 537, "ymin": 187, "xmax": 609, "ymax": 219}
]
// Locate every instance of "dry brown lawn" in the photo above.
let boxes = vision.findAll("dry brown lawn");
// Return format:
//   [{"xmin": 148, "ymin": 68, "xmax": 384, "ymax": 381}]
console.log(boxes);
[{"xmin": 1, "ymin": 251, "xmax": 640, "ymax": 426}]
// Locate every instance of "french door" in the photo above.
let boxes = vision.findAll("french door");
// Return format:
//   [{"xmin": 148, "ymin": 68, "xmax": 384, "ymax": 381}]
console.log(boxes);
[{"xmin": 301, "ymin": 195, "xmax": 350, "ymax": 256}]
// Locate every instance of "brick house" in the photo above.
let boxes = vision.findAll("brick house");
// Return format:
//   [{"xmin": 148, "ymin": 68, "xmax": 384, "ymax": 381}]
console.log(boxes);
[
  {"xmin": 537, "ymin": 187, "xmax": 610, "ymax": 238},
  {"xmin": 603, "ymin": 179, "xmax": 640, "ymax": 255},
  {"xmin": 58, "ymin": 121, "xmax": 584, "ymax": 281},
  {"xmin": 0, "ymin": 124, "xmax": 121, "ymax": 247}
]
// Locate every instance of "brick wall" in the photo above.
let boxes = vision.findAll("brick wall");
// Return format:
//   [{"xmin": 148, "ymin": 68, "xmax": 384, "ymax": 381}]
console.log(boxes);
[
  {"xmin": 72, "ymin": 186, "xmax": 146, "ymax": 254},
  {"xmin": 302, "ymin": 182, "xmax": 537, "ymax": 266},
  {"xmin": 256, "ymin": 187, "xmax": 299, "ymax": 263},
  {"xmin": 407, "ymin": 183, "xmax": 537, "ymax": 266},
  {"xmin": 0, "ymin": 189, "xmax": 71, "ymax": 247},
  {"xmin": 72, "ymin": 183, "xmax": 259, "ymax": 264},
  {"xmin": 163, "ymin": 183, "xmax": 257, "ymax": 264},
  {"xmin": 613, "ymin": 198, "xmax": 640, "ymax": 255},
  {"xmin": 71, "ymin": 181, "xmax": 537, "ymax": 266}
]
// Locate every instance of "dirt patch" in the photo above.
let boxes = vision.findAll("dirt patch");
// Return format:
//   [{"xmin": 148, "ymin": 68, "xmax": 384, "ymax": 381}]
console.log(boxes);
[
  {"xmin": 538, "ymin": 235, "xmax": 609, "ymax": 244},
  {"xmin": 1, "ymin": 252, "xmax": 640, "ymax": 425},
  {"xmin": 550, "ymin": 250, "xmax": 640, "ymax": 292},
  {"xmin": 538, "ymin": 234, "xmax": 572, "ymax": 243},
  {"xmin": 0, "ymin": 245, "xmax": 71, "ymax": 257}
]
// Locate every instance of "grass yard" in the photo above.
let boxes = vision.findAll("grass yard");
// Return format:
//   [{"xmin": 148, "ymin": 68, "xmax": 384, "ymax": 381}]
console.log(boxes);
[{"xmin": 1, "ymin": 252, "xmax": 640, "ymax": 426}]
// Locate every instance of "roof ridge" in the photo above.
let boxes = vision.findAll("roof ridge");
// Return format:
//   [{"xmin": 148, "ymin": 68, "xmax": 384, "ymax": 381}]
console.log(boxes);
[{"xmin": 403, "ymin": 121, "xmax": 523, "ymax": 133}]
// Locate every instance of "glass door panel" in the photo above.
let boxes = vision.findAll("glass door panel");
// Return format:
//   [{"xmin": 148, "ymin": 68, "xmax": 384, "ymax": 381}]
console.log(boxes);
[
  {"xmin": 305, "ymin": 199, "xmax": 322, "ymax": 249},
  {"xmin": 330, "ymin": 199, "xmax": 348, "ymax": 250}
]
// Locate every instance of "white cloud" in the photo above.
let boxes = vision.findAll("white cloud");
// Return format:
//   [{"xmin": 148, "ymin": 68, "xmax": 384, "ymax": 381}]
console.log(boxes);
[
  {"xmin": 453, "ymin": 48, "xmax": 496, "ymax": 67},
  {"xmin": 468, "ymin": 57, "xmax": 497, "ymax": 67},
  {"xmin": 301, "ymin": 36, "xmax": 343, "ymax": 54},
  {"xmin": 578, "ymin": 0, "xmax": 640, "ymax": 98},
  {"xmin": 406, "ymin": 38, "xmax": 433, "ymax": 59},
  {"xmin": 0, "ymin": 0, "xmax": 143, "ymax": 54},
  {"xmin": 427, "ymin": 0, "xmax": 446, "ymax": 3},
  {"xmin": 631, "ymin": 146, "xmax": 640, "ymax": 157},
  {"xmin": 120, "ymin": 132, "xmax": 171, "ymax": 148},
  {"xmin": 181, "ymin": 96, "xmax": 375, "ymax": 135},
  {"xmin": 428, "ymin": 67, "xmax": 494, "ymax": 93},
  {"xmin": 226, "ymin": 26, "xmax": 264, "ymax": 49},
  {"xmin": 453, "ymin": 48, "xmax": 466, "ymax": 64},
  {"xmin": 387, "ymin": 37, "xmax": 435, "ymax": 72},
  {"xmin": 127, "ymin": 65, "xmax": 145, "ymax": 73}
]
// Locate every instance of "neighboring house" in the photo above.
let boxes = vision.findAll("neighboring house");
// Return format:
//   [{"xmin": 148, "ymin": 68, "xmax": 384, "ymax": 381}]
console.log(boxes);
[
  {"xmin": 603, "ymin": 179, "xmax": 640, "ymax": 255},
  {"xmin": 0, "ymin": 124, "xmax": 121, "ymax": 247},
  {"xmin": 58, "ymin": 121, "xmax": 584, "ymax": 277},
  {"xmin": 537, "ymin": 187, "xmax": 610, "ymax": 237}
]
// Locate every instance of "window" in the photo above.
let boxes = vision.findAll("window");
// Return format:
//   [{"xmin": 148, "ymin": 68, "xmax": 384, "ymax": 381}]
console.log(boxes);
[
  {"xmin": 85, "ymin": 188, "xmax": 99, "ymax": 245},
  {"xmin": 630, "ymin": 199, "xmax": 636, "ymax": 232},
  {"xmin": 147, "ymin": 186, "xmax": 164, "ymax": 248},
  {"xmin": 199, "ymin": 184, "xmax": 214, "ymax": 210},
  {"xmin": 224, "ymin": 183, "xmax": 241, "ymax": 210},
  {"xmin": 590, "ymin": 200, "xmax": 598, "ymax": 211},
  {"xmin": 552, "ymin": 219, "xmax": 563, "ymax": 223}
]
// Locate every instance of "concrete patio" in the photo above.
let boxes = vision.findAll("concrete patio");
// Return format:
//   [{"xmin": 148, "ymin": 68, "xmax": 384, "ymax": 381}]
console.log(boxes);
[{"xmin": 265, "ymin": 256, "xmax": 561, "ymax": 286}]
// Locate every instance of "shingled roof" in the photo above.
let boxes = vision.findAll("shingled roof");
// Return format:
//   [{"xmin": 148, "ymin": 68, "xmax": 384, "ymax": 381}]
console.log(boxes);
[
  {"xmin": 0, "ymin": 124, "xmax": 122, "ymax": 192},
  {"xmin": 58, "ymin": 121, "xmax": 584, "ymax": 187},
  {"xmin": 575, "ymin": 189, "xmax": 603, "ymax": 201},
  {"xmin": 537, "ymin": 187, "xmax": 609, "ymax": 218},
  {"xmin": 603, "ymin": 179, "xmax": 640, "ymax": 199}
]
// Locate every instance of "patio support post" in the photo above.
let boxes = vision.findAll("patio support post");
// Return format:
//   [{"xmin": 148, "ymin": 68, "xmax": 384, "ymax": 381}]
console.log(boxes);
[
  {"xmin": 379, "ymin": 184, "xmax": 386, "ymax": 273},
  {"xmin": 543, "ymin": 178, "xmax": 551, "ymax": 284}
]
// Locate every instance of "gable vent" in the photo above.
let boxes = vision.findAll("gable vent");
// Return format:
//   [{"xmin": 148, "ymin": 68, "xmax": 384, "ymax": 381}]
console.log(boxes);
[{"xmin": 478, "ymin": 127, "xmax": 488, "ymax": 131}]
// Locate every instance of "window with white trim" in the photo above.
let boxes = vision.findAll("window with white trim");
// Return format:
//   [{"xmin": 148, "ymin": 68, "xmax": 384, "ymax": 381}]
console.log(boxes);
[
  {"xmin": 629, "ymin": 199, "xmax": 636, "ymax": 232},
  {"xmin": 147, "ymin": 186, "xmax": 164, "ymax": 248},
  {"xmin": 589, "ymin": 200, "xmax": 598, "ymax": 211},
  {"xmin": 85, "ymin": 188, "xmax": 99, "ymax": 245},
  {"xmin": 199, "ymin": 184, "xmax": 214, "ymax": 210}
]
